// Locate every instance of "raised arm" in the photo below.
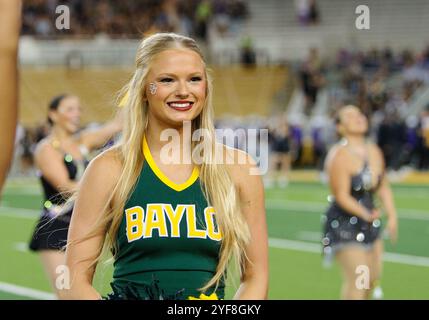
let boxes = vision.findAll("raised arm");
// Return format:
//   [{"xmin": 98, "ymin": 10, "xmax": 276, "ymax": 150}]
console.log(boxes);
[
  {"xmin": 326, "ymin": 147, "xmax": 379, "ymax": 223},
  {"xmin": 61, "ymin": 149, "xmax": 121, "ymax": 299},
  {"xmin": 0, "ymin": 0, "xmax": 21, "ymax": 194},
  {"xmin": 79, "ymin": 109, "xmax": 123, "ymax": 151},
  {"xmin": 231, "ymin": 151, "xmax": 269, "ymax": 300}
]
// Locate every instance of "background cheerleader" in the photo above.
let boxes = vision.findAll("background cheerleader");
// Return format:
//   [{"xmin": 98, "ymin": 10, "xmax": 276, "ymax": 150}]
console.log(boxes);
[
  {"xmin": 28, "ymin": 94, "xmax": 122, "ymax": 296},
  {"xmin": 322, "ymin": 105, "xmax": 398, "ymax": 299}
]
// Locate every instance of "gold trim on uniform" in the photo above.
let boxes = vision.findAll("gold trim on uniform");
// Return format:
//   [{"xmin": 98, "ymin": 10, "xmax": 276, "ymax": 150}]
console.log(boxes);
[{"xmin": 142, "ymin": 136, "xmax": 199, "ymax": 192}]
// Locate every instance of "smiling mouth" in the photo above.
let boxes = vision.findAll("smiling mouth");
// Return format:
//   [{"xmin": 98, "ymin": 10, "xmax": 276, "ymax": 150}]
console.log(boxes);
[{"xmin": 167, "ymin": 101, "xmax": 194, "ymax": 111}]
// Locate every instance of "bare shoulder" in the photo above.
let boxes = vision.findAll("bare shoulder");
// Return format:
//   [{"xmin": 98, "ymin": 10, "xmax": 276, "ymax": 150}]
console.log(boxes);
[
  {"xmin": 34, "ymin": 138, "xmax": 61, "ymax": 161},
  {"xmin": 220, "ymin": 145, "xmax": 265, "ymax": 213},
  {"xmin": 34, "ymin": 138, "xmax": 53, "ymax": 155},
  {"xmin": 86, "ymin": 146, "xmax": 122, "ymax": 179},
  {"xmin": 75, "ymin": 147, "xmax": 123, "ymax": 208},
  {"xmin": 221, "ymin": 144, "xmax": 261, "ymax": 187},
  {"xmin": 368, "ymin": 142, "xmax": 383, "ymax": 158},
  {"xmin": 325, "ymin": 143, "xmax": 350, "ymax": 170}
]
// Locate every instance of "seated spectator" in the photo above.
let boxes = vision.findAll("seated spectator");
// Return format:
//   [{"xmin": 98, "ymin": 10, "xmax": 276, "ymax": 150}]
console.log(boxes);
[{"xmin": 240, "ymin": 36, "xmax": 256, "ymax": 68}]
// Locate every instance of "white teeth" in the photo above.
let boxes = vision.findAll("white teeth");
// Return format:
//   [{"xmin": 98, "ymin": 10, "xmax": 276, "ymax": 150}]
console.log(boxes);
[{"xmin": 169, "ymin": 102, "xmax": 192, "ymax": 108}]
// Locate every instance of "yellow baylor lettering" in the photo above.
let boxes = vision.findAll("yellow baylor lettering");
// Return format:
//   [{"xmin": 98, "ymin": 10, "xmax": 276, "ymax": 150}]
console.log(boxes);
[
  {"xmin": 186, "ymin": 205, "xmax": 207, "ymax": 239},
  {"xmin": 125, "ymin": 206, "xmax": 144, "ymax": 242},
  {"xmin": 204, "ymin": 207, "xmax": 222, "ymax": 241},
  {"xmin": 164, "ymin": 204, "xmax": 186, "ymax": 237},
  {"xmin": 124, "ymin": 204, "xmax": 221, "ymax": 242},
  {"xmin": 144, "ymin": 204, "xmax": 168, "ymax": 238}
]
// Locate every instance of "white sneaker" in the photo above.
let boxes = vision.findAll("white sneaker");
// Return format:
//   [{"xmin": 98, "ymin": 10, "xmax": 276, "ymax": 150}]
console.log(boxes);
[
  {"xmin": 278, "ymin": 177, "xmax": 289, "ymax": 188},
  {"xmin": 372, "ymin": 286, "xmax": 384, "ymax": 300},
  {"xmin": 264, "ymin": 178, "xmax": 274, "ymax": 188}
]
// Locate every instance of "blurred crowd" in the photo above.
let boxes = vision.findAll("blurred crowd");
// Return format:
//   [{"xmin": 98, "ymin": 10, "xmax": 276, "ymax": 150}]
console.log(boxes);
[
  {"xmin": 12, "ymin": 44, "xmax": 429, "ymax": 179},
  {"xmin": 292, "ymin": 45, "xmax": 429, "ymax": 172},
  {"xmin": 295, "ymin": 0, "xmax": 320, "ymax": 26},
  {"xmin": 12, "ymin": 123, "xmax": 49, "ymax": 176},
  {"xmin": 14, "ymin": 0, "xmax": 429, "ymax": 178},
  {"xmin": 22, "ymin": 0, "xmax": 249, "ymax": 41}
]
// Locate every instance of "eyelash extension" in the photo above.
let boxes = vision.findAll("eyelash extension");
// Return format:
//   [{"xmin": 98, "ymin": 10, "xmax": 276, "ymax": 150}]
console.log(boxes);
[{"xmin": 158, "ymin": 76, "xmax": 203, "ymax": 83}]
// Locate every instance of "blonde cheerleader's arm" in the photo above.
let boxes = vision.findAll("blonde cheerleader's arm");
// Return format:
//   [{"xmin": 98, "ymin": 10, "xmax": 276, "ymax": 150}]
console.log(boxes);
[
  {"xmin": 61, "ymin": 149, "xmax": 122, "ymax": 299},
  {"xmin": 230, "ymin": 150, "xmax": 269, "ymax": 300},
  {"xmin": 0, "ymin": 0, "xmax": 21, "ymax": 194}
]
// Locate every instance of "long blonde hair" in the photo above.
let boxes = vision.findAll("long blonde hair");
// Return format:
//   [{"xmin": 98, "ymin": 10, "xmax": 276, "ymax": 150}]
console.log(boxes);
[{"xmin": 76, "ymin": 33, "xmax": 250, "ymax": 292}]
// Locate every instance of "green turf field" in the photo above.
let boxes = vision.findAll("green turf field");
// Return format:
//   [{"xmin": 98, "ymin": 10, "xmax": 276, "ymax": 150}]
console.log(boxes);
[{"xmin": 0, "ymin": 177, "xmax": 428, "ymax": 299}]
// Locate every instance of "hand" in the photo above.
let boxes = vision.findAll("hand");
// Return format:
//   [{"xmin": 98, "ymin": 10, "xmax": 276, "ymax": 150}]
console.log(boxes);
[
  {"xmin": 386, "ymin": 216, "xmax": 398, "ymax": 244},
  {"xmin": 361, "ymin": 209, "xmax": 381, "ymax": 223},
  {"xmin": 361, "ymin": 208, "xmax": 381, "ymax": 223},
  {"xmin": 371, "ymin": 208, "xmax": 382, "ymax": 221}
]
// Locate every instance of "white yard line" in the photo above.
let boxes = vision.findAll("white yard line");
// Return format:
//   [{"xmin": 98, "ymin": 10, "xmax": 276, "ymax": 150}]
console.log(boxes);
[
  {"xmin": 296, "ymin": 231, "xmax": 322, "ymax": 242},
  {"xmin": 0, "ymin": 207, "xmax": 40, "ymax": 219},
  {"xmin": 2, "ymin": 201, "xmax": 429, "ymax": 221},
  {"xmin": 2, "ymin": 188, "xmax": 42, "ymax": 195},
  {"xmin": 13, "ymin": 242, "xmax": 29, "ymax": 253},
  {"xmin": 269, "ymin": 238, "xmax": 321, "ymax": 254},
  {"xmin": 1, "ymin": 242, "xmax": 428, "ymax": 300},
  {"xmin": 1, "ymin": 206, "xmax": 429, "ymax": 268},
  {"xmin": 269, "ymin": 237, "xmax": 429, "ymax": 267},
  {"xmin": 0, "ymin": 282, "xmax": 55, "ymax": 300}
]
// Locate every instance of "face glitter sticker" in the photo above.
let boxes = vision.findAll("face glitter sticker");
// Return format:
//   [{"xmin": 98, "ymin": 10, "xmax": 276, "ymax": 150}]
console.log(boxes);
[{"xmin": 149, "ymin": 82, "xmax": 157, "ymax": 95}]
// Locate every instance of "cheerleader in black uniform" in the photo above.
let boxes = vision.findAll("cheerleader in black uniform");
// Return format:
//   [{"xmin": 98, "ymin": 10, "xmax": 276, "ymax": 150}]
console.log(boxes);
[
  {"xmin": 322, "ymin": 105, "xmax": 398, "ymax": 300},
  {"xmin": 29, "ymin": 94, "xmax": 122, "ymax": 296},
  {"xmin": 269, "ymin": 117, "xmax": 291, "ymax": 188}
]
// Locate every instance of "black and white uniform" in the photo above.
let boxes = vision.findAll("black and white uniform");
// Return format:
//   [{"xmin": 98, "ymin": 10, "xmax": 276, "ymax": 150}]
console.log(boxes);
[
  {"xmin": 29, "ymin": 148, "xmax": 88, "ymax": 251},
  {"xmin": 271, "ymin": 132, "xmax": 290, "ymax": 154},
  {"xmin": 322, "ymin": 159, "xmax": 383, "ymax": 263}
]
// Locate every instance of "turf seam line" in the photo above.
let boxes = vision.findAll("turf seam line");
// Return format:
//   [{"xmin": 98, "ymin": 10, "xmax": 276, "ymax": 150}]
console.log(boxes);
[
  {"xmin": 0, "ymin": 282, "xmax": 55, "ymax": 300},
  {"xmin": 269, "ymin": 238, "xmax": 429, "ymax": 267}
]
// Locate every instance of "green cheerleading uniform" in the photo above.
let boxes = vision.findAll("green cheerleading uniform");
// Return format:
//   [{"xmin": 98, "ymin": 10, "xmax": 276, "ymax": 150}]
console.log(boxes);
[{"xmin": 109, "ymin": 137, "xmax": 224, "ymax": 300}]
